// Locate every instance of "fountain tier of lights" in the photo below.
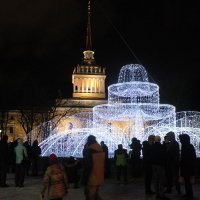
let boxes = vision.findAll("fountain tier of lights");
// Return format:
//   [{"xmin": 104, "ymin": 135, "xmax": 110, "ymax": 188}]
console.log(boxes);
[{"xmin": 28, "ymin": 64, "xmax": 200, "ymax": 157}]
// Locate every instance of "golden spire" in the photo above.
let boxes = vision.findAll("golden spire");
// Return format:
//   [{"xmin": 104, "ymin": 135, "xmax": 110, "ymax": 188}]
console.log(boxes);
[{"xmin": 86, "ymin": 0, "xmax": 92, "ymax": 50}]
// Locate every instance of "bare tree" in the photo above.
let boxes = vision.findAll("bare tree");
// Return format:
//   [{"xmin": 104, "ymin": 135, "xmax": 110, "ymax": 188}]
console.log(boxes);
[
  {"xmin": 18, "ymin": 107, "xmax": 40, "ymax": 143},
  {"xmin": 37, "ymin": 98, "xmax": 80, "ymax": 140},
  {"xmin": 0, "ymin": 110, "xmax": 10, "ymax": 139}
]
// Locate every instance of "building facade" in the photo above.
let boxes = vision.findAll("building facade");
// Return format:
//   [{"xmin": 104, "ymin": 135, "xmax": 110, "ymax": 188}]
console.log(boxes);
[{"xmin": 1, "ymin": 0, "xmax": 107, "ymax": 142}]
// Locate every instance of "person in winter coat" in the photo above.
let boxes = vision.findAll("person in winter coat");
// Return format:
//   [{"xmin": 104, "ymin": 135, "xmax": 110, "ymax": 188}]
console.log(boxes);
[
  {"xmin": 82, "ymin": 135, "xmax": 105, "ymax": 200},
  {"xmin": 23, "ymin": 141, "xmax": 31, "ymax": 176},
  {"xmin": 14, "ymin": 138, "xmax": 28, "ymax": 187},
  {"xmin": 0, "ymin": 135, "xmax": 9, "ymax": 187},
  {"xmin": 179, "ymin": 134, "xmax": 196, "ymax": 200},
  {"xmin": 129, "ymin": 137, "xmax": 142, "ymax": 177},
  {"xmin": 65, "ymin": 156, "xmax": 81, "ymax": 188},
  {"xmin": 152, "ymin": 136, "xmax": 169, "ymax": 200},
  {"xmin": 142, "ymin": 135, "xmax": 155, "ymax": 195},
  {"xmin": 165, "ymin": 131, "xmax": 180, "ymax": 194},
  {"xmin": 100, "ymin": 141, "xmax": 110, "ymax": 178},
  {"xmin": 31, "ymin": 139, "xmax": 41, "ymax": 176},
  {"xmin": 114, "ymin": 144, "xmax": 128, "ymax": 184},
  {"xmin": 40, "ymin": 153, "xmax": 68, "ymax": 200}
]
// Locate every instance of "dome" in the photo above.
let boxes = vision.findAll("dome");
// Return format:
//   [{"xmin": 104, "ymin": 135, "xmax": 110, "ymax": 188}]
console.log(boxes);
[{"xmin": 118, "ymin": 64, "xmax": 148, "ymax": 83}]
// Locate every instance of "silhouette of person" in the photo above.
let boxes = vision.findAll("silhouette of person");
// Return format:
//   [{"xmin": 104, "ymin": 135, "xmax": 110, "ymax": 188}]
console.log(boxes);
[
  {"xmin": 31, "ymin": 140, "xmax": 41, "ymax": 176},
  {"xmin": 165, "ymin": 131, "xmax": 180, "ymax": 194},
  {"xmin": 179, "ymin": 134, "xmax": 196, "ymax": 199},
  {"xmin": 142, "ymin": 135, "xmax": 155, "ymax": 195},
  {"xmin": 14, "ymin": 138, "xmax": 28, "ymax": 187},
  {"xmin": 0, "ymin": 135, "xmax": 10, "ymax": 187},
  {"xmin": 100, "ymin": 141, "xmax": 110, "ymax": 178},
  {"xmin": 23, "ymin": 141, "xmax": 31, "ymax": 176},
  {"xmin": 65, "ymin": 156, "xmax": 81, "ymax": 188},
  {"xmin": 114, "ymin": 144, "xmax": 128, "ymax": 184},
  {"xmin": 129, "ymin": 137, "xmax": 142, "ymax": 177},
  {"xmin": 82, "ymin": 135, "xmax": 105, "ymax": 200},
  {"xmin": 151, "ymin": 136, "xmax": 169, "ymax": 200}
]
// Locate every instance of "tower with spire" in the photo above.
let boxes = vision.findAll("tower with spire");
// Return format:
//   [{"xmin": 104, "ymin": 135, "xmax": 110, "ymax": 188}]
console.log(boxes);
[{"xmin": 72, "ymin": 0, "xmax": 106, "ymax": 99}]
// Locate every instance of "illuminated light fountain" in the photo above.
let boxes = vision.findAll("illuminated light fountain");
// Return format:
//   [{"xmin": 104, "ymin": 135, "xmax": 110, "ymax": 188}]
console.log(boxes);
[
  {"xmin": 93, "ymin": 64, "xmax": 176, "ymax": 155},
  {"xmin": 28, "ymin": 64, "xmax": 200, "ymax": 157}
]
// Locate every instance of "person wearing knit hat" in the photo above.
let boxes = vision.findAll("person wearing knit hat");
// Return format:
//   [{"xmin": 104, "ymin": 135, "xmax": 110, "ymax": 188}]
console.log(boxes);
[
  {"xmin": 40, "ymin": 153, "xmax": 68, "ymax": 200},
  {"xmin": 49, "ymin": 153, "xmax": 58, "ymax": 165}
]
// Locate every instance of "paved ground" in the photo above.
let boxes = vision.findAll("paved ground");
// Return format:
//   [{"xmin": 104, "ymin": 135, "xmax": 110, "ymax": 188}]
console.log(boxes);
[{"xmin": 0, "ymin": 173, "xmax": 200, "ymax": 200}]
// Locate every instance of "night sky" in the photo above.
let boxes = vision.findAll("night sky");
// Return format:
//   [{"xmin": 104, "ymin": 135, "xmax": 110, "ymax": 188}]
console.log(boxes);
[{"xmin": 0, "ymin": 0, "xmax": 200, "ymax": 111}]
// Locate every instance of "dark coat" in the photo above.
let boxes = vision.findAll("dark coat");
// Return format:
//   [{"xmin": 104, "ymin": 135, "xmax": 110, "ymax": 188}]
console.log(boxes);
[
  {"xmin": 130, "ymin": 139, "xmax": 142, "ymax": 159},
  {"xmin": 142, "ymin": 141, "xmax": 153, "ymax": 165},
  {"xmin": 166, "ymin": 140, "xmax": 180, "ymax": 166},
  {"xmin": 179, "ymin": 135, "xmax": 196, "ymax": 177},
  {"xmin": 0, "ymin": 136, "xmax": 9, "ymax": 163},
  {"xmin": 151, "ymin": 142, "xmax": 166, "ymax": 166}
]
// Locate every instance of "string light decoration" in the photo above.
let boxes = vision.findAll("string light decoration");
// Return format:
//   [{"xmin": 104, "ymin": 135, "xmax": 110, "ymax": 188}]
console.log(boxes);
[
  {"xmin": 93, "ymin": 64, "xmax": 177, "ymax": 154},
  {"xmin": 118, "ymin": 64, "xmax": 148, "ymax": 83},
  {"xmin": 28, "ymin": 64, "xmax": 200, "ymax": 157},
  {"xmin": 108, "ymin": 82, "xmax": 159, "ymax": 104}
]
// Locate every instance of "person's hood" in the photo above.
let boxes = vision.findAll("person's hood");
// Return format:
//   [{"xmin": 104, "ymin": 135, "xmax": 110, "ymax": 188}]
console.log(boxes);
[
  {"xmin": 179, "ymin": 134, "xmax": 190, "ymax": 145},
  {"xmin": 166, "ymin": 131, "xmax": 175, "ymax": 141}
]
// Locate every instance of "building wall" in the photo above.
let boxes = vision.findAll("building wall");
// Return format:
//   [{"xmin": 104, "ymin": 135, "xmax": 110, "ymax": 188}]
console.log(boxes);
[{"xmin": 2, "ymin": 98, "xmax": 107, "ymax": 142}]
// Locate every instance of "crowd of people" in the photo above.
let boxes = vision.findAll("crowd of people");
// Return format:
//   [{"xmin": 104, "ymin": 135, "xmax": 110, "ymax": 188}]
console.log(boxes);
[
  {"xmin": 0, "ymin": 136, "xmax": 41, "ymax": 188},
  {"xmin": 142, "ymin": 132, "xmax": 196, "ymax": 200},
  {"xmin": 0, "ymin": 132, "xmax": 197, "ymax": 200},
  {"xmin": 40, "ymin": 132, "xmax": 196, "ymax": 200},
  {"xmin": 112, "ymin": 132, "xmax": 196, "ymax": 200}
]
